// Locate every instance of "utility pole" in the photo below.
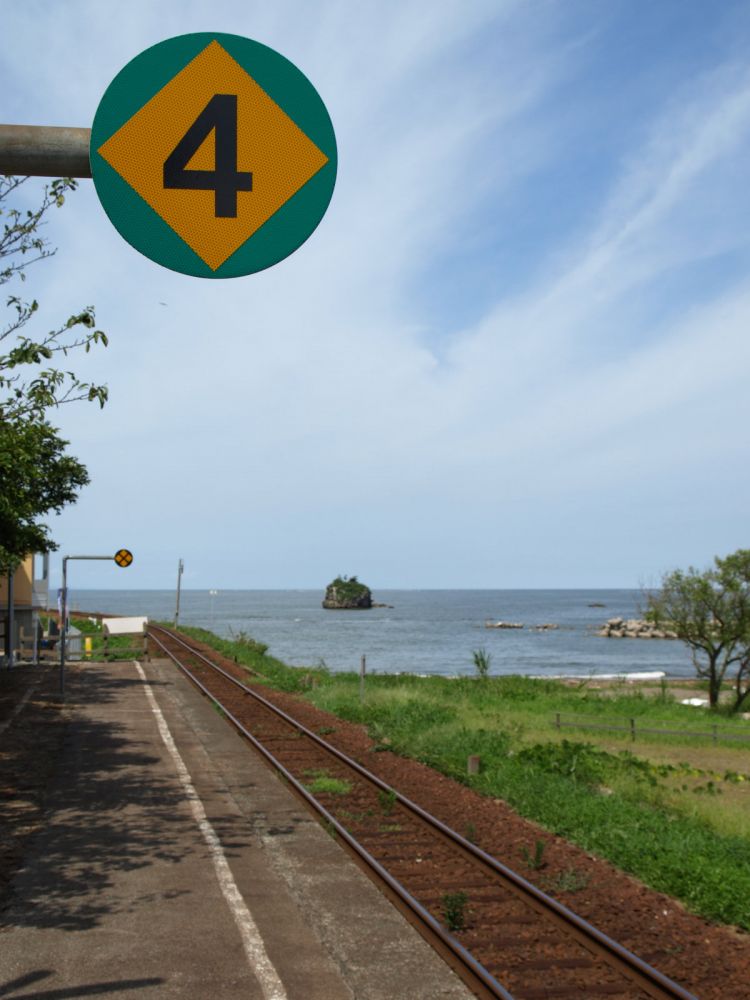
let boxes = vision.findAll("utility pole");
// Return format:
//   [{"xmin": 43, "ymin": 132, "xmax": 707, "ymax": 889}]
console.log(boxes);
[{"xmin": 174, "ymin": 559, "xmax": 184, "ymax": 628}]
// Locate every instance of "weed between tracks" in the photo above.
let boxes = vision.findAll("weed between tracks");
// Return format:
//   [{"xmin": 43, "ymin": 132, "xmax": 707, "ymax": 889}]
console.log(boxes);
[
  {"xmin": 168, "ymin": 625, "xmax": 750, "ymax": 930},
  {"xmin": 303, "ymin": 769, "xmax": 352, "ymax": 796},
  {"xmin": 442, "ymin": 891, "xmax": 469, "ymax": 932},
  {"xmin": 378, "ymin": 788, "xmax": 397, "ymax": 815}
]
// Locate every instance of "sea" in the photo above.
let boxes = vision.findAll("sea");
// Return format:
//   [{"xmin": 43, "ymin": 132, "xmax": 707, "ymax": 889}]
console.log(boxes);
[{"xmin": 65, "ymin": 589, "xmax": 696, "ymax": 680}]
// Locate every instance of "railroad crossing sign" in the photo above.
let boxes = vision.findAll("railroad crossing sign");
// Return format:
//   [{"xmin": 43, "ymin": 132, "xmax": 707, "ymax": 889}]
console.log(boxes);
[
  {"xmin": 90, "ymin": 33, "xmax": 337, "ymax": 278},
  {"xmin": 114, "ymin": 549, "xmax": 134, "ymax": 568}
]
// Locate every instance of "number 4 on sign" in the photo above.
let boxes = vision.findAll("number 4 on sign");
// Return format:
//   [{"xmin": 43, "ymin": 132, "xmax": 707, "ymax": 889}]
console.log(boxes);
[{"xmin": 163, "ymin": 94, "xmax": 252, "ymax": 218}]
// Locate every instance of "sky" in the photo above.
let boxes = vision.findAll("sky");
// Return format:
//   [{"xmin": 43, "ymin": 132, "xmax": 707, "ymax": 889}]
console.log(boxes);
[{"xmin": 4, "ymin": 0, "xmax": 750, "ymax": 591}]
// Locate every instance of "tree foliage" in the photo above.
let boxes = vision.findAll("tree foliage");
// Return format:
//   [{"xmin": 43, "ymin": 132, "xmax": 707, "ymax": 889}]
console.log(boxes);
[
  {"xmin": 1, "ymin": 176, "xmax": 108, "ymax": 421},
  {"xmin": 647, "ymin": 549, "xmax": 750, "ymax": 712},
  {"xmin": 0, "ymin": 175, "xmax": 108, "ymax": 573},
  {"xmin": 0, "ymin": 418, "xmax": 88, "ymax": 571},
  {"xmin": 322, "ymin": 575, "xmax": 373, "ymax": 609}
]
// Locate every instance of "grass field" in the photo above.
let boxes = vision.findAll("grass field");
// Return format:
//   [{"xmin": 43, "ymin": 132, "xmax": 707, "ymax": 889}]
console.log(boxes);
[{"xmin": 175, "ymin": 626, "xmax": 750, "ymax": 930}]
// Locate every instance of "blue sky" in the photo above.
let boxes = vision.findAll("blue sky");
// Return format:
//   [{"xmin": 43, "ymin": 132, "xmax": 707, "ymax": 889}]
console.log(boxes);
[{"xmin": 4, "ymin": 0, "xmax": 750, "ymax": 590}]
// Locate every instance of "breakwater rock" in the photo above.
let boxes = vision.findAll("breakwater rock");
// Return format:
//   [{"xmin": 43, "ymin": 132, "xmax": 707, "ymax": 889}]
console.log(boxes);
[
  {"xmin": 323, "ymin": 575, "xmax": 373, "ymax": 610},
  {"xmin": 597, "ymin": 617, "xmax": 677, "ymax": 639}
]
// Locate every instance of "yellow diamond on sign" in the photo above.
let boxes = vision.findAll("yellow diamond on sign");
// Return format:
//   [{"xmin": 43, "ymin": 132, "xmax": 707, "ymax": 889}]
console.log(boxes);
[{"xmin": 97, "ymin": 40, "xmax": 329, "ymax": 271}]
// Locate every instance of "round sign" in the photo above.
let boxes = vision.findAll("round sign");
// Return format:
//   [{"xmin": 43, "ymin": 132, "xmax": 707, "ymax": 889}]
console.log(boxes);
[
  {"xmin": 114, "ymin": 549, "xmax": 134, "ymax": 568},
  {"xmin": 91, "ymin": 33, "xmax": 337, "ymax": 278}
]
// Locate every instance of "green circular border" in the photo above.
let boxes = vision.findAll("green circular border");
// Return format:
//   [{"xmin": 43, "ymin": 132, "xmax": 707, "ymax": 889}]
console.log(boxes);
[{"xmin": 91, "ymin": 33, "xmax": 337, "ymax": 278}]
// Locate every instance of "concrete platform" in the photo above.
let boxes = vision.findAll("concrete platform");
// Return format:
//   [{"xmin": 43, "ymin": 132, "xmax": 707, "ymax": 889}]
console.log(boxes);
[{"xmin": 0, "ymin": 658, "xmax": 472, "ymax": 999}]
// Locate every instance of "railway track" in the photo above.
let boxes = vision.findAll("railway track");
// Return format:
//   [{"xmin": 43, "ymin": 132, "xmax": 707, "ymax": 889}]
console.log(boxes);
[{"xmin": 148, "ymin": 624, "xmax": 697, "ymax": 1000}]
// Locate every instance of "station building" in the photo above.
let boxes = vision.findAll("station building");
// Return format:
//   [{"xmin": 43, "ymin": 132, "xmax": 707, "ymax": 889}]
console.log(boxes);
[{"xmin": 0, "ymin": 553, "xmax": 50, "ymax": 664}]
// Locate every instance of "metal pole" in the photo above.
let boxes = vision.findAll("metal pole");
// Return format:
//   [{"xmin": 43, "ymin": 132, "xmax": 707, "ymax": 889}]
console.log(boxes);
[
  {"xmin": 32, "ymin": 604, "xmax": 38, "ymax": 665},
  {"xmin": 58, "ymin": 554, "xmax": 115, "ymax": 696},
  {"xmin": 0, "ymin": 124, "xmax": 92, "ymax": 178},
  {"xmin": 7, "ymin": 571, "xmax": 14, "ymax": 669},
  {"xmin": 174, "ymin": 559, "xmax": 184, "ymax": 627},
  {"xmin": 359, "ymin": 654, "xmax": 366, "ymax": 702},
  {"xmin": 60, "ymin": 557, "xmax": 68, "ymax": 697},
  {"xmin": 6, "ymin": 571, "xmax": 14, "ymax": 669}
]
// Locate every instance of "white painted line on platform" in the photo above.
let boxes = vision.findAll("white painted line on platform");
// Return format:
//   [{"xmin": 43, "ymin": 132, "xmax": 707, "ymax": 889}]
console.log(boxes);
[
  {"xmin": 134, "ymin": 661, "xmax": 287, "ymax": 1000},
  {"xmin": 0, "ymin": 683, "xmax": 37, "ymax": 736}
]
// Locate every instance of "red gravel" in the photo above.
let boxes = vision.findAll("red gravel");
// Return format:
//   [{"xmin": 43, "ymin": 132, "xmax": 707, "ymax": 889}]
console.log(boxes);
[{"xmin": 180, "ymin": 636, "xmax": 750, "ymax": 1000}]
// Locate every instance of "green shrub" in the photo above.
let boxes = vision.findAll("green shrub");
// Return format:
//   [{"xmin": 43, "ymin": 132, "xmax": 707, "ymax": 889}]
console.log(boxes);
[{"xmin": 472, "ymin": 648, "xmax": 492, "ymax": 679}]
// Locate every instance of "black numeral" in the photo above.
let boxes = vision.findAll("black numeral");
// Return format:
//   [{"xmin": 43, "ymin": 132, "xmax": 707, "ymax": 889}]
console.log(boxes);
[{"xmin": 163, "ymin": 94, "xmax": 252, "ymax": 218}]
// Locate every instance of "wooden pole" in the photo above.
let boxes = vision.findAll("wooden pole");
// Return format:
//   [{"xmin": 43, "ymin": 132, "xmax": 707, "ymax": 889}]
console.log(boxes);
[{"xmin": 467, "ymin": 755, "xmax": 481, "ymax": 775}]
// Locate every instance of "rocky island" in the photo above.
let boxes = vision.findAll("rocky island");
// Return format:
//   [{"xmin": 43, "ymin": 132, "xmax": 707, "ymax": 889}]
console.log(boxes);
[{"xmin": 322, "ymin": 575, "xmax": 373, "ymax": 609}]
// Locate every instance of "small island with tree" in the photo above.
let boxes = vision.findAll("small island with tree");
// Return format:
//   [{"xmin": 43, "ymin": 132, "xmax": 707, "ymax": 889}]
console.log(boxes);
[{"xmin": 322, "ymin": 575, "xmax": 373, "ymax": 609}]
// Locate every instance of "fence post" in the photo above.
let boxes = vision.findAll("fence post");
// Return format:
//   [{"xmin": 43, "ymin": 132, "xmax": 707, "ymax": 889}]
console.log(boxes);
[
  {"xmin": 630, "ymin": 718, "xmax": 636, "ymax": 742},
  {"xmin": 555, "ymin": 712, "xmax": 561, "ymax": 731},
  {"xmin": 467, "ymin": 755, "xmax": 481, "ymax": 775},
  {"xmin": 359, "ymin": 654, "xmax": 366, "ymax": 702},
  {"xmin": 712, "ymin": 724, "xmax": 717, "ymax": 746}
]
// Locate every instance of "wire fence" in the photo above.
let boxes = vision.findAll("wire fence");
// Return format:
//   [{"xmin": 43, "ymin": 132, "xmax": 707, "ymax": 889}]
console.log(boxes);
[{"xmin": 553, "ymin": 713, "xmax": 750, "ymax": 744}]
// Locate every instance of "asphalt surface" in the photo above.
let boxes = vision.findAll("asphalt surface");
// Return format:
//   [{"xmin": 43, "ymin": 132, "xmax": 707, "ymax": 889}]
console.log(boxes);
[{"xmin": 0, "ymin": 657, "xmax": 472, "ymax": 999}]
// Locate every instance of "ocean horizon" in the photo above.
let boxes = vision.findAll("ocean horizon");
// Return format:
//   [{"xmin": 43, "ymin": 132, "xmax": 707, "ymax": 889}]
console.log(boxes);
[{"xmin": 63, "ymin": 588, "xmax": 696, "ymax": 679}]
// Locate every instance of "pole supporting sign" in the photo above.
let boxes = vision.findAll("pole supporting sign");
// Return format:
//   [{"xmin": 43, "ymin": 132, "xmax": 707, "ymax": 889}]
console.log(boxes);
[
  {"xmin": 59, "ymin": 549, "xmax": 133, "ymax": 695},
  {"xmin": 90, "ymin": 33, "xmax": 337, "ymax": 278}
]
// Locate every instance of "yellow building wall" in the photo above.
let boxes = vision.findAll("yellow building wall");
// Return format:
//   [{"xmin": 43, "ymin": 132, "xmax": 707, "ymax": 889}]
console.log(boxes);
[{"xmin": 0, "ymin": 555, "xmax": 34, "ymax": 608}]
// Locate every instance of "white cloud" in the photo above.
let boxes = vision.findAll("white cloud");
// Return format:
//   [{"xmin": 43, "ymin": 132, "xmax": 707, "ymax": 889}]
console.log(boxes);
[{"xmin": 4, "ymin": 1, "xmax": 750, "ymax": 587}]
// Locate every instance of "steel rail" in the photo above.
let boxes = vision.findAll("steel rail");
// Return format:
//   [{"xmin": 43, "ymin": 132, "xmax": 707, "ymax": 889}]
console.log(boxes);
[
  {"xmin": 149, "ymin": 624, "xmax": 698, "ymax": 1000},
  {"xmin": 148, "ymin": 625, "xmax": 511, "ymax": 1000}
]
